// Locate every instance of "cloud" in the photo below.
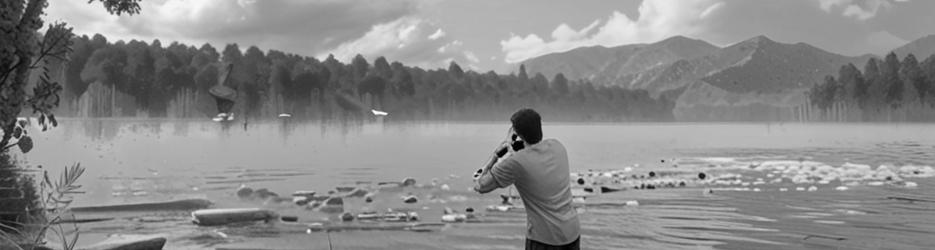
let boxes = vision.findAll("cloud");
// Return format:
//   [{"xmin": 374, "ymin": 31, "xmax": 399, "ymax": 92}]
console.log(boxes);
[
  {"xmin": 47, "ymin": 0, "xmax": 417, "ymax": 55},
  {"xmin": 323, "ymin": 17, "xmax": 476, "ymax": 70},
  {"xmin": 499, "ymin": 0, "xmax": 725, "ymax": 63},
  {"xmin": 817, "ymin": 0, "xmax": 910, "ymax": 20},
  {"xmin": 428, "ymin": 28, "xmax": 446, "ymax": 40}
]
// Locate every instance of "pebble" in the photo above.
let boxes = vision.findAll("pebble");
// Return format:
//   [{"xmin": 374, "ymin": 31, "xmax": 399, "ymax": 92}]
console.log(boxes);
[{"xmin": 625, "ymin": 200, "xmax": 639, "ymax": 206}]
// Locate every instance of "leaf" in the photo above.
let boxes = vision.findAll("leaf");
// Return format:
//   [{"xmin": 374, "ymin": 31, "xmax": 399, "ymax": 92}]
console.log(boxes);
[{"xmin": 18, "ymin": 135, "xmax": 34, "ymax": 153}]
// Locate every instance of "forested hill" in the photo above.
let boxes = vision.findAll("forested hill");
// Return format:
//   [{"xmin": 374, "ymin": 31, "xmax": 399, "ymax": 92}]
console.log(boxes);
[{"xmin": 47, "ymin": 34, "xmax": 673, "ymax": 122}]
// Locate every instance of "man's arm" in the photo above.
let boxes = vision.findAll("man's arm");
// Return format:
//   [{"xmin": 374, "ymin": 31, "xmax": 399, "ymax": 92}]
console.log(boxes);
[{"xmin": 473, "ymin": 154, "xmax": 500, "ymax": 194}]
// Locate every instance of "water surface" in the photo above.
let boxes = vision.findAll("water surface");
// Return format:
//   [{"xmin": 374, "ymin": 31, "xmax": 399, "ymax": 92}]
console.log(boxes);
[{"xmin": 23, "ymin": 119, "xmax": 935, "ymax": 249}]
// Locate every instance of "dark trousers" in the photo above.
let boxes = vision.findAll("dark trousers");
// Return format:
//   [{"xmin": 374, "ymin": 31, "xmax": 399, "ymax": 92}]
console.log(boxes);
[{"xmin": 526, "ymin": 236, "xmax": 580, "ymax": 250}]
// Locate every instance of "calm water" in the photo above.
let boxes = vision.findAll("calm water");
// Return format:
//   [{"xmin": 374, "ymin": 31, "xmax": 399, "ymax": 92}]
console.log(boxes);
[{"xmin": 21, "ymin": 119, "xmax": 935, "ymax": 249}]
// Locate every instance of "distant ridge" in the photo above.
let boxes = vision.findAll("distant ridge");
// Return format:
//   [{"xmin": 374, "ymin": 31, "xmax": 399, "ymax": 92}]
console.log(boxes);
[
  {"xmin": 520, "ymin": 34, "xmax": 908, "ymax": 121},
  {"xmin": 891, "ymin": 34, "xmax": 935, "ymax": 59}
]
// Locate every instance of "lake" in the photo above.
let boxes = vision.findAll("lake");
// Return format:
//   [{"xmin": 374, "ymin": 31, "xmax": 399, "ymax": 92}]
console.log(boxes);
[{"xmin": 22, "ymin": 119, "xmax": 935, "ymax": 249}]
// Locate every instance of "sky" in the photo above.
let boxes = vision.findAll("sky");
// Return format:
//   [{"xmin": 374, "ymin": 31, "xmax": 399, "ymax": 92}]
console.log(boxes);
[{"xmin": 46, "ymin": 0, "xmax": 935, "ymax": 73}]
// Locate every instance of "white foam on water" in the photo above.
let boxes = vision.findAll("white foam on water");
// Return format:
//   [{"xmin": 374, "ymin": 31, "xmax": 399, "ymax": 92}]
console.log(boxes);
[{"xmin": 685, "ymin": 157, "xmax": 933, "ymax": 189}]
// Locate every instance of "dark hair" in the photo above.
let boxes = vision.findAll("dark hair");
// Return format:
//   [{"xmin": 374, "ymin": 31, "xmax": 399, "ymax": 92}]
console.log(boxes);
[{"xmin": 510, "ymin": 108, "xmax": 542, "ymax": 144}]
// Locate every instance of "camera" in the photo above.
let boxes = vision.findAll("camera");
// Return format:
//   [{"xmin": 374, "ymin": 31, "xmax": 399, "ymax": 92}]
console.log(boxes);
[{"xmin": 495, "ymin": 134, "xmax": 525, "ymax": 158}]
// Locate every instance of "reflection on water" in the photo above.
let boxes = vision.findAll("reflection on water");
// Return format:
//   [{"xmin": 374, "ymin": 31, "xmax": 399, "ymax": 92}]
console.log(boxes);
[{"xmin": 21, "ymin": 119, "xmax": 935, "ymax": 249}]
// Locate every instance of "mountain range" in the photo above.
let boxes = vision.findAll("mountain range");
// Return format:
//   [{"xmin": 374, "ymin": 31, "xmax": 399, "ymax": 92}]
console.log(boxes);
[{"xmin": 521, "ymin": 35, "xmax": 934, "ymax": 121}]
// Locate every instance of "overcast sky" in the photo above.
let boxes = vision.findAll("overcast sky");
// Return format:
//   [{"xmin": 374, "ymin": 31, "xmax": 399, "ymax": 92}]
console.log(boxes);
[{"xmin": 47, "ymin": 0, "xmax": 935, "ymax": 73}]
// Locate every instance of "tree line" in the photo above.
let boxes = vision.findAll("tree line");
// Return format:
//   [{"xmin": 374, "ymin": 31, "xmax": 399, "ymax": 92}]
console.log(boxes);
[
  {"xmin": 53, "ymin": 34, "xmax": 674, "ymax": 122},
  {"xmin": 808, "ymin": 52, "xmax": 935, "ymax": 121}
]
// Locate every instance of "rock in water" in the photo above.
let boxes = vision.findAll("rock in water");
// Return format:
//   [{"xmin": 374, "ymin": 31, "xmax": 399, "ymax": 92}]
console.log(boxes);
[
  {"xmin": 325, "ymin": 197, "xmax": 344, "ymax": 206},
  {"xmin": 292, "ymin": 196, "xmax": 309, "ymax": 206},
  {"xmin": 600, "ymin": 186, "xmax": 623, "ymax": 193},
  {"xmin": 402, "ymin": 177, "xmax": 417, "ymax": 187},
  {"xmin": 281, "ymin": 215, "xmax": 298, "ymax": 222},
  {"xmin": 254, "ymin": 188, "xmax": 279, "ymax": 200},
  {"xmin": 319, "ymin": 197, "xmax": 344, "ymax": 213},
  {"xmin": 191, "ymin": 208, "xmax": 277, "ymax": 226},
  {"xmin": 292, "ymin": 191, "xmax": 316, "ymax": 198},
  {"xmin": 343, "ymin": 188, "xmax": 369, "ymax": 198},
  {"xmin": 364, "ymin": 195, "xmax": 374, "ymax": 203},
  {"xmin": 402, "ymin": 195, "xmax": 418, "ymax": 204},
  {"xmin": 236, "ymin": 187, "xmax": 254, "ymax": 199},
  {"xmin": 340, "ymin": 212, "xmax": 354, "ymax": 222},
  {"xmin": 81, "ymin": 235, "xmax": 167, "ymax": 250},
  {"xmin": 698, "ymin": 172, "xmax": 707, "ymax": 180},
  {"xmin": 440, "ymin": 184, "xmax": 451, "ymax": 191}
]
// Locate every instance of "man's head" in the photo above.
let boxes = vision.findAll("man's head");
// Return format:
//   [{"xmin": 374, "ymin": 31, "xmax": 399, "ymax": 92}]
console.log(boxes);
[{"xmin": 510, "ymin": 108, "xmax": 542, "ymax": 144}]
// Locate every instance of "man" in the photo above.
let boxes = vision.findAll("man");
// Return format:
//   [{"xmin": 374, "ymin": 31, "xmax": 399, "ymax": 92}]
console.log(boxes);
[{"xmin": 474, "ymin": 108, "xmax": 581, "ymax": 250}]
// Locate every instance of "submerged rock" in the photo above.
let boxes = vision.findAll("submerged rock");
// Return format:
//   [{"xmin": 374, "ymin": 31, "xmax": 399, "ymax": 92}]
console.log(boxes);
[
  {"xmin": 402, "ymin": 195, "xmax": 418, "ymax": 204},
  {"xmin": 343, "ymin": 188, "xmax": 369, "ymax": 198},
  {"xmin": 292, "ymin": 196, "xmax": 309, "ymax": 206},
  {"xmin": 81, "ymin": 235, "xmax": 167, "ymax": 250},
  {"xmin": 236, "ymin": 187, "xmax": 254, "ymax": 199},
  {"xmin": 292, "ymin": 190, "xmax": 316, "ymax": 198},
  {"xmin": 192, "ymin": 208, "xmax": 277, "ymax": 226},
  {"xmin": 318, "ymin": 197, "xmax": 344, "ymax": 213},
  {"xmin": 402, "ymin": 177, "xmax": 417, "ymax": 187}
]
